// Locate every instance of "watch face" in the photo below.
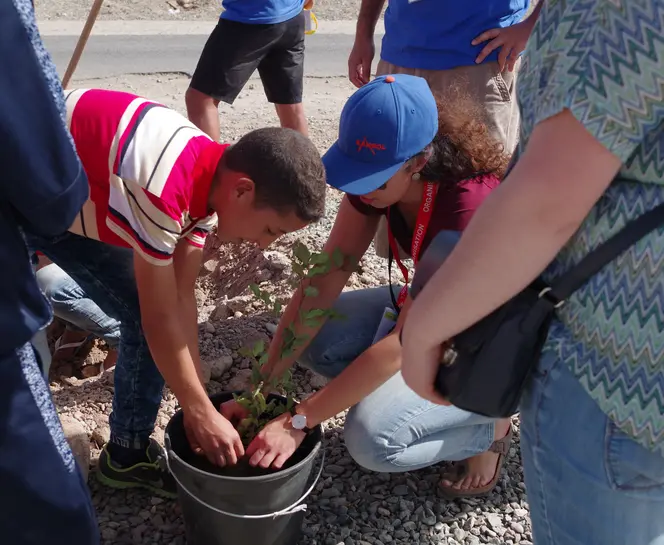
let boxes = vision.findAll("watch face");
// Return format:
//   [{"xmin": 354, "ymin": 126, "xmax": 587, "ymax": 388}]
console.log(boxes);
[{"xmin": 292, "ymin": 414, "xmax": 307, "ymax": 430}]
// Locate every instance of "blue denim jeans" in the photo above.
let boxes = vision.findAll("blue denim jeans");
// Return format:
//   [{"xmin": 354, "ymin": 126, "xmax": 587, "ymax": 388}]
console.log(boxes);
[
  {"xmin": 299, "ymin": 285, "xmax": 496, "ymax": 472},
  {"xmin": 0, "ymin": 343, "xmax": 99, "ymax": 545},
  {"xmin": 27, "ymin": 231, "xmax": 164, "ymax": 450},
  {"xmin": 36, "ymin": 263, "xmax": 121, "ymax": 348},
  {"xmin": 521, "ymin": 344, "xmax": 664, "ymax": 545}
]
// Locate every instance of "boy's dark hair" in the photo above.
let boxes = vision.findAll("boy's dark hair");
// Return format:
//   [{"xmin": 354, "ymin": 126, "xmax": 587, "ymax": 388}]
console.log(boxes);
[{"xmin": 223, "ymin": 127, "xmax": 326, "ymax": 222}]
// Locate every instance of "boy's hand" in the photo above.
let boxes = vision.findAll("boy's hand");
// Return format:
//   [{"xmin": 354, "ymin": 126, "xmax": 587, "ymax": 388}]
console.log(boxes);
[
  {"xmin": 220, "ymin": 399, "xmax": 249, "ymax": 424},
  {"xmin": 304, "ymin": 0, "xmax": 314, "ymax": 9},
  {"xmin": 183, "ymin": 406, "xmax": 245, "ymax": 466}
]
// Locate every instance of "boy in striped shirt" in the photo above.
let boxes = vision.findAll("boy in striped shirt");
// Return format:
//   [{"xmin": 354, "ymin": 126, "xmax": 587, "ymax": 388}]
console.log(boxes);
[{"xmin": 28, "ymin": 88, "xmax": 326, "ymax": 497}]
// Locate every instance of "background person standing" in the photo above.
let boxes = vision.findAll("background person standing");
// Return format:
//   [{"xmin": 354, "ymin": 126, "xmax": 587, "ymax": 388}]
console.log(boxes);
[
  {"xmin": 348, "ymin": 0, "xmax": 542, "ymax": 258},
  {"xmin": 186, "ymin": 0, "xmax": 313, "ymax": 140}
]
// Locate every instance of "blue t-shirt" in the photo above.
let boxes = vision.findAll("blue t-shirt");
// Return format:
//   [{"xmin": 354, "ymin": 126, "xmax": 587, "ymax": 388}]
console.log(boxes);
[
  {"xmin": 221, "ymin": 0, "xmax": 304, "ymax": 25},
  {"xmin": 382, "ymin": 0, "xmax": 530, "ymax": 71}
]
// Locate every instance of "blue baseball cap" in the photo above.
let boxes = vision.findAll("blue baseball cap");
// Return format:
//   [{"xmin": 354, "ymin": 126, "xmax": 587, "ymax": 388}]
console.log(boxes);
[{"xmin": 323, "ymin": 74, "xmax": 438, "ymax": 195}]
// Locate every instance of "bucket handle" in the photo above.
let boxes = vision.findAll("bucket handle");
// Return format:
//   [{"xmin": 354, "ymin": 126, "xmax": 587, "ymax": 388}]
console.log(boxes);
[{"xmin": 165, "ymin": 448, "xmax": 325, "ymax": 520}]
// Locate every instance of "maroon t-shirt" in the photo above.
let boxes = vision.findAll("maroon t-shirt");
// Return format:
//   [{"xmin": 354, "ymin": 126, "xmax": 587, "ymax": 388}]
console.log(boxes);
[{"xmin": 348, "ymin": 175, "xmax": 499, "ymax": 258}]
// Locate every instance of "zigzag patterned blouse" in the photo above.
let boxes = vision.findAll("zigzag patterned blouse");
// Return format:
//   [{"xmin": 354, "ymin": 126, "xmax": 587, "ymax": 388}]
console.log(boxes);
[{"xmin": 519, "ymin": 0, "xmax": 664, "ymax": 455}]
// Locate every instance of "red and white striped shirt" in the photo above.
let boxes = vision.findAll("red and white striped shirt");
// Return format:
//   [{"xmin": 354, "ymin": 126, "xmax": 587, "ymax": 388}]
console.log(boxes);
[{"xmin": 65, "ymin": 88, "xmax": 223, "ymax": 266}]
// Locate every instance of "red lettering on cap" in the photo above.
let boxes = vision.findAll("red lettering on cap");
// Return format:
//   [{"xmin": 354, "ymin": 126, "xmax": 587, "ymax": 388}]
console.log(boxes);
[
  {"xmin": 356, "ymin": 137, "xmax": 386, "ymax": 154},
  {"xmin": 385, "ymin": 75, "xmax": 396, "ymax": 83}
]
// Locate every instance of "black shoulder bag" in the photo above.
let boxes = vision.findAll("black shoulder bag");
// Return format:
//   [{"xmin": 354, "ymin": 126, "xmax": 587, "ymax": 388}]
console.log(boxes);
[{"xmin": 408, "ymin": 201, "xmax": 664, "ymax": 418}]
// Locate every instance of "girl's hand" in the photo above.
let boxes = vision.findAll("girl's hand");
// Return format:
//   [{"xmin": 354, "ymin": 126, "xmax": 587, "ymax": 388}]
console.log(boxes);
[
  {"xmin": 304, "ymin": 0, "xmax": 314, "ymax": 10},
  {"xmin": 246, "ymin": 413, "xmax": 306, "ymax": 469}
]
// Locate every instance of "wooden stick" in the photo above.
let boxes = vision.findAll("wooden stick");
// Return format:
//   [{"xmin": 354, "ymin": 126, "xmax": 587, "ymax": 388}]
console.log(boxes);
[{"xmin": 61, "ymin": 0, "xmax": 105, "ymax": 89}]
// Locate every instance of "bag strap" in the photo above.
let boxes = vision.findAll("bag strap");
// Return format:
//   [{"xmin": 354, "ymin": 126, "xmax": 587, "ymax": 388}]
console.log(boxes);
[{"xmin": 548, "ymin": 201, "xmax": 664, "ymax": 303}]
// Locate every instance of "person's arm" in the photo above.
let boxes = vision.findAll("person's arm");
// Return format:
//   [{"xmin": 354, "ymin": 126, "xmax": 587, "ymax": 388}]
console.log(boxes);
[
  {"xmin": 472, "ymin": 1, "xmax": 544, "ymax": 71},
  {"xmin": 298, "ymin": 295, "xmax": 413, "ymax": 425},
  {"xmin": 356, "ymin": 0, "xmax": 385, "ymax": 38},
  {"xmin": 134, "ymin": 253, "xmax": 245, "ymax": 465},
  {"xmin": 401, "ymin": 109, "xmax": 622, "ymax": 403},
  {"xmin": 263, "ymin": 196, "xmax": 380, "ymax": 382},
  {"xmin": 246, "ymin": 294, "xmax": 413, "ymax": 470},
  {"xmin": 172, "ymin": 240, "xmax": 206, "ymax": 384},
  {"xmin": 348, "ymin": 0, "xmax": 386, "ymax": 87},
  {"xmin": 0, "ymin": 0, "xmax": 87, "ymax": 235}
]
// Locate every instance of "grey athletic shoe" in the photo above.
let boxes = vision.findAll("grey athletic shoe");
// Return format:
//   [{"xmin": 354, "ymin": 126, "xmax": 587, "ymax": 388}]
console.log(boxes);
[{"xmin": 97, "ymin": 438, "xmax": 178, "ymax": 499}]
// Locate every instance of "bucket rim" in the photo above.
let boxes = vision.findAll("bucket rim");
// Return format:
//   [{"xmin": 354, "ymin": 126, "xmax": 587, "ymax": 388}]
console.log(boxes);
[{"xmin": 164, "ymin": 403, "xmax": 323, "ymax": 483}]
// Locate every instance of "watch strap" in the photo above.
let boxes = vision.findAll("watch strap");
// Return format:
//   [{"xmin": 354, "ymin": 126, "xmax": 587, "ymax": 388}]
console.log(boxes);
[{"xmin": 289, "ymin": 405, "xmax": 313, "ymax": 434}]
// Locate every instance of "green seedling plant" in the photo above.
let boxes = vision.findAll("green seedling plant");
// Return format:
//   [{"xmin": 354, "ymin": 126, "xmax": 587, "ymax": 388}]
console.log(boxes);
[{"xmin": 232, "ymin": 241, "xmax": 359, "ymax": 445}]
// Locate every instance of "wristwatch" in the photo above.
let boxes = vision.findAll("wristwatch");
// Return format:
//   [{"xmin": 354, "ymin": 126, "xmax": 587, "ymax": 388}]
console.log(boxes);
[{"xmin": 289, "ymin": 406, "xmax": 313, "ymax": 434}]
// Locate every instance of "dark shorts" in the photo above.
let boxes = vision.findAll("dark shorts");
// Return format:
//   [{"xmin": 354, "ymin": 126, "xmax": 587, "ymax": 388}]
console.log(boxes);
[{"xmin": 190, "ymin": 13, "xmax": 305, "ymax": 105}]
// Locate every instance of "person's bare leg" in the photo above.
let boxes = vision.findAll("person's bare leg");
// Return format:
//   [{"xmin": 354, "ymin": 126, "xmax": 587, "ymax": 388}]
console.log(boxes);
[
  {"xmin": 441, "ymin": 418, "xmax": 512, "ymax": 491},
  {"xmin": 275, "ymin": 103, "xmax": 308, "ymax": 136},
  {"xmin": 185, "ymin": 87, "xmax": 221, "ymax": 141}
]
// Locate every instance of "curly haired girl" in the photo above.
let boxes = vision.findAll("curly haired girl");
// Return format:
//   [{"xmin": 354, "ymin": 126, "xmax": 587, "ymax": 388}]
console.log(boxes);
[{"xmin": 225, "ymin": 74, "xmax": 512, "ymax": 496}]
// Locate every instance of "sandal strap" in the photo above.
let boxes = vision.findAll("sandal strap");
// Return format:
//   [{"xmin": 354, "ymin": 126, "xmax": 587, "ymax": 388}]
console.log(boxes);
[
  {"xmin": 488, "ymin": 425, "xmax": 513, "ymax": 456},
  {"xmin": 54, "ymin": 334, "xmax": 93, "ymax": 354}
]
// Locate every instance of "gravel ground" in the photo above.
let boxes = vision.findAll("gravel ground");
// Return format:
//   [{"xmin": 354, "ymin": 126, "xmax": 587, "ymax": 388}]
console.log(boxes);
[
  {"xmin": 34, "ymin": 0, "xmax": 369, "ymax": 23},
  {"xmin": 49, "ymin": 73, "xmax": 532, "ymax": 545}
]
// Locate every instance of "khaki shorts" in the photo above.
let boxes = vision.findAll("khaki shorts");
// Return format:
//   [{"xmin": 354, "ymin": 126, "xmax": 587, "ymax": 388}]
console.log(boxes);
[{"xmin": 373, "ymin": 59, "xmax": 521, "ymax": 259}]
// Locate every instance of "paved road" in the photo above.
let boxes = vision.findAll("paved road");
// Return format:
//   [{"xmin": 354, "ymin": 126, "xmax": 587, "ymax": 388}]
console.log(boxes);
[{"xmin": 42, "ymin": 32, "xmax": 383, "ymax": 80}]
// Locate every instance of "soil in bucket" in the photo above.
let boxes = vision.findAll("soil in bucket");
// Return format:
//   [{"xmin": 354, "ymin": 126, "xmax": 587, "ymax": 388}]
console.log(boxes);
[{"xmin": 165, "ymin": 391, "xmax": 323, "ymax": 545}]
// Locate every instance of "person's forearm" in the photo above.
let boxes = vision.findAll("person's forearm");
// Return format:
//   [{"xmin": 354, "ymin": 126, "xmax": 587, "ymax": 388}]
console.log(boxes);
[
  {"xmin": 356, "ymin": 0, "xmax": 385, "ymax": 38},
  {"xmin": 297, "ymin": 334, "xmax": 401, "ymax": 427},
  {"xmin": 407, "ymin": 144, "xmax": 608, "ymax": 347},
  {"xmin": 179, "ymin": 293, "xmax": 204, "ymax": 385},
  {"xmin": 525, "ymin": 1, "xmax": 543, "ymax": 28},
  {"xmin": 142, "ymin": 311, "xmax": 211, "ymax": 414}
]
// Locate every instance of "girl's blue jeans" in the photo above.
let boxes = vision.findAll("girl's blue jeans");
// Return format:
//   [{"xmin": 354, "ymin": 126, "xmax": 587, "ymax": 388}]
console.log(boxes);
[{"xmin": 299, "ymin": 285, "xmax": 497, "ymax": 472}]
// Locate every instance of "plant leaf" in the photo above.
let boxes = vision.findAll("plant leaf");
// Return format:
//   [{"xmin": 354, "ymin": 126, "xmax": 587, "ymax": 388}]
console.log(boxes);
[
  {"xmin": 332, "ymin": 247, "xmax": 344, "ymax": 268},
  {"xmin": 292, "ymin": 336, "xmax": 310, "ymax": 348},
  {"xmin": 238, "ymin": 346, "xmax": 252, "ymax": 358},
  {"xmin": 292, "ymin": 262, "xmax": 306, "ymax": 277},
  {"xmin": 293, "ymin": 241, "xmax": 311, "ymax": 265},
  {"xmin": 252, "ymin": 340, "xmax": 265, "ymax": 357},
  {"xmin": 310, "ymin": 252, "xmax": 329, "ymax": 265},
  {"xmin": 283, "ymin": 327, "xmax": 295, "ymax": 343},
  {"xmin": 256, "ymin": 392, "xmax": 267, "ymax": 414},
  {"xmin": 304, "ymin": 309, "xmax": 326, "ymax": 320},
  {"xmin": 307, "ymin": 263, "xmax": 331, "ymax": 277},
  {"xmin": 303, "ymin": 286, "xmax": 319, "ymax": 298}
]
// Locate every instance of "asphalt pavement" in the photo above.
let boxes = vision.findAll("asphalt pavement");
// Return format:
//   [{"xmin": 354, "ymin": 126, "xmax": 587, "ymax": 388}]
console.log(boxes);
[{"xmin": 41, "ymin": 21, "xmax": 384, "ymax": 79}]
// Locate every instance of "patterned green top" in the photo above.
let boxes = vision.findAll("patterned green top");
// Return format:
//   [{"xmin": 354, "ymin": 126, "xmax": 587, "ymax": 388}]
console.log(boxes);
[{"xmin": 518, "ymin": 0, "xmax": 664, "ymax": 455}]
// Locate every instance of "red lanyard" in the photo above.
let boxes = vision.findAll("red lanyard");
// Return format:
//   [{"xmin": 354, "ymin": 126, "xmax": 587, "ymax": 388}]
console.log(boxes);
[{"xmin": 387, "ymin": 182, "xmax": 438, "ymax": 308}]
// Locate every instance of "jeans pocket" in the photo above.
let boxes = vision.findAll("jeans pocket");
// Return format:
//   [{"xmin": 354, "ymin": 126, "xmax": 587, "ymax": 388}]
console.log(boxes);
[{"xmin": 606, "ymin": 422, "xmax": 664, "ymax": 492}]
